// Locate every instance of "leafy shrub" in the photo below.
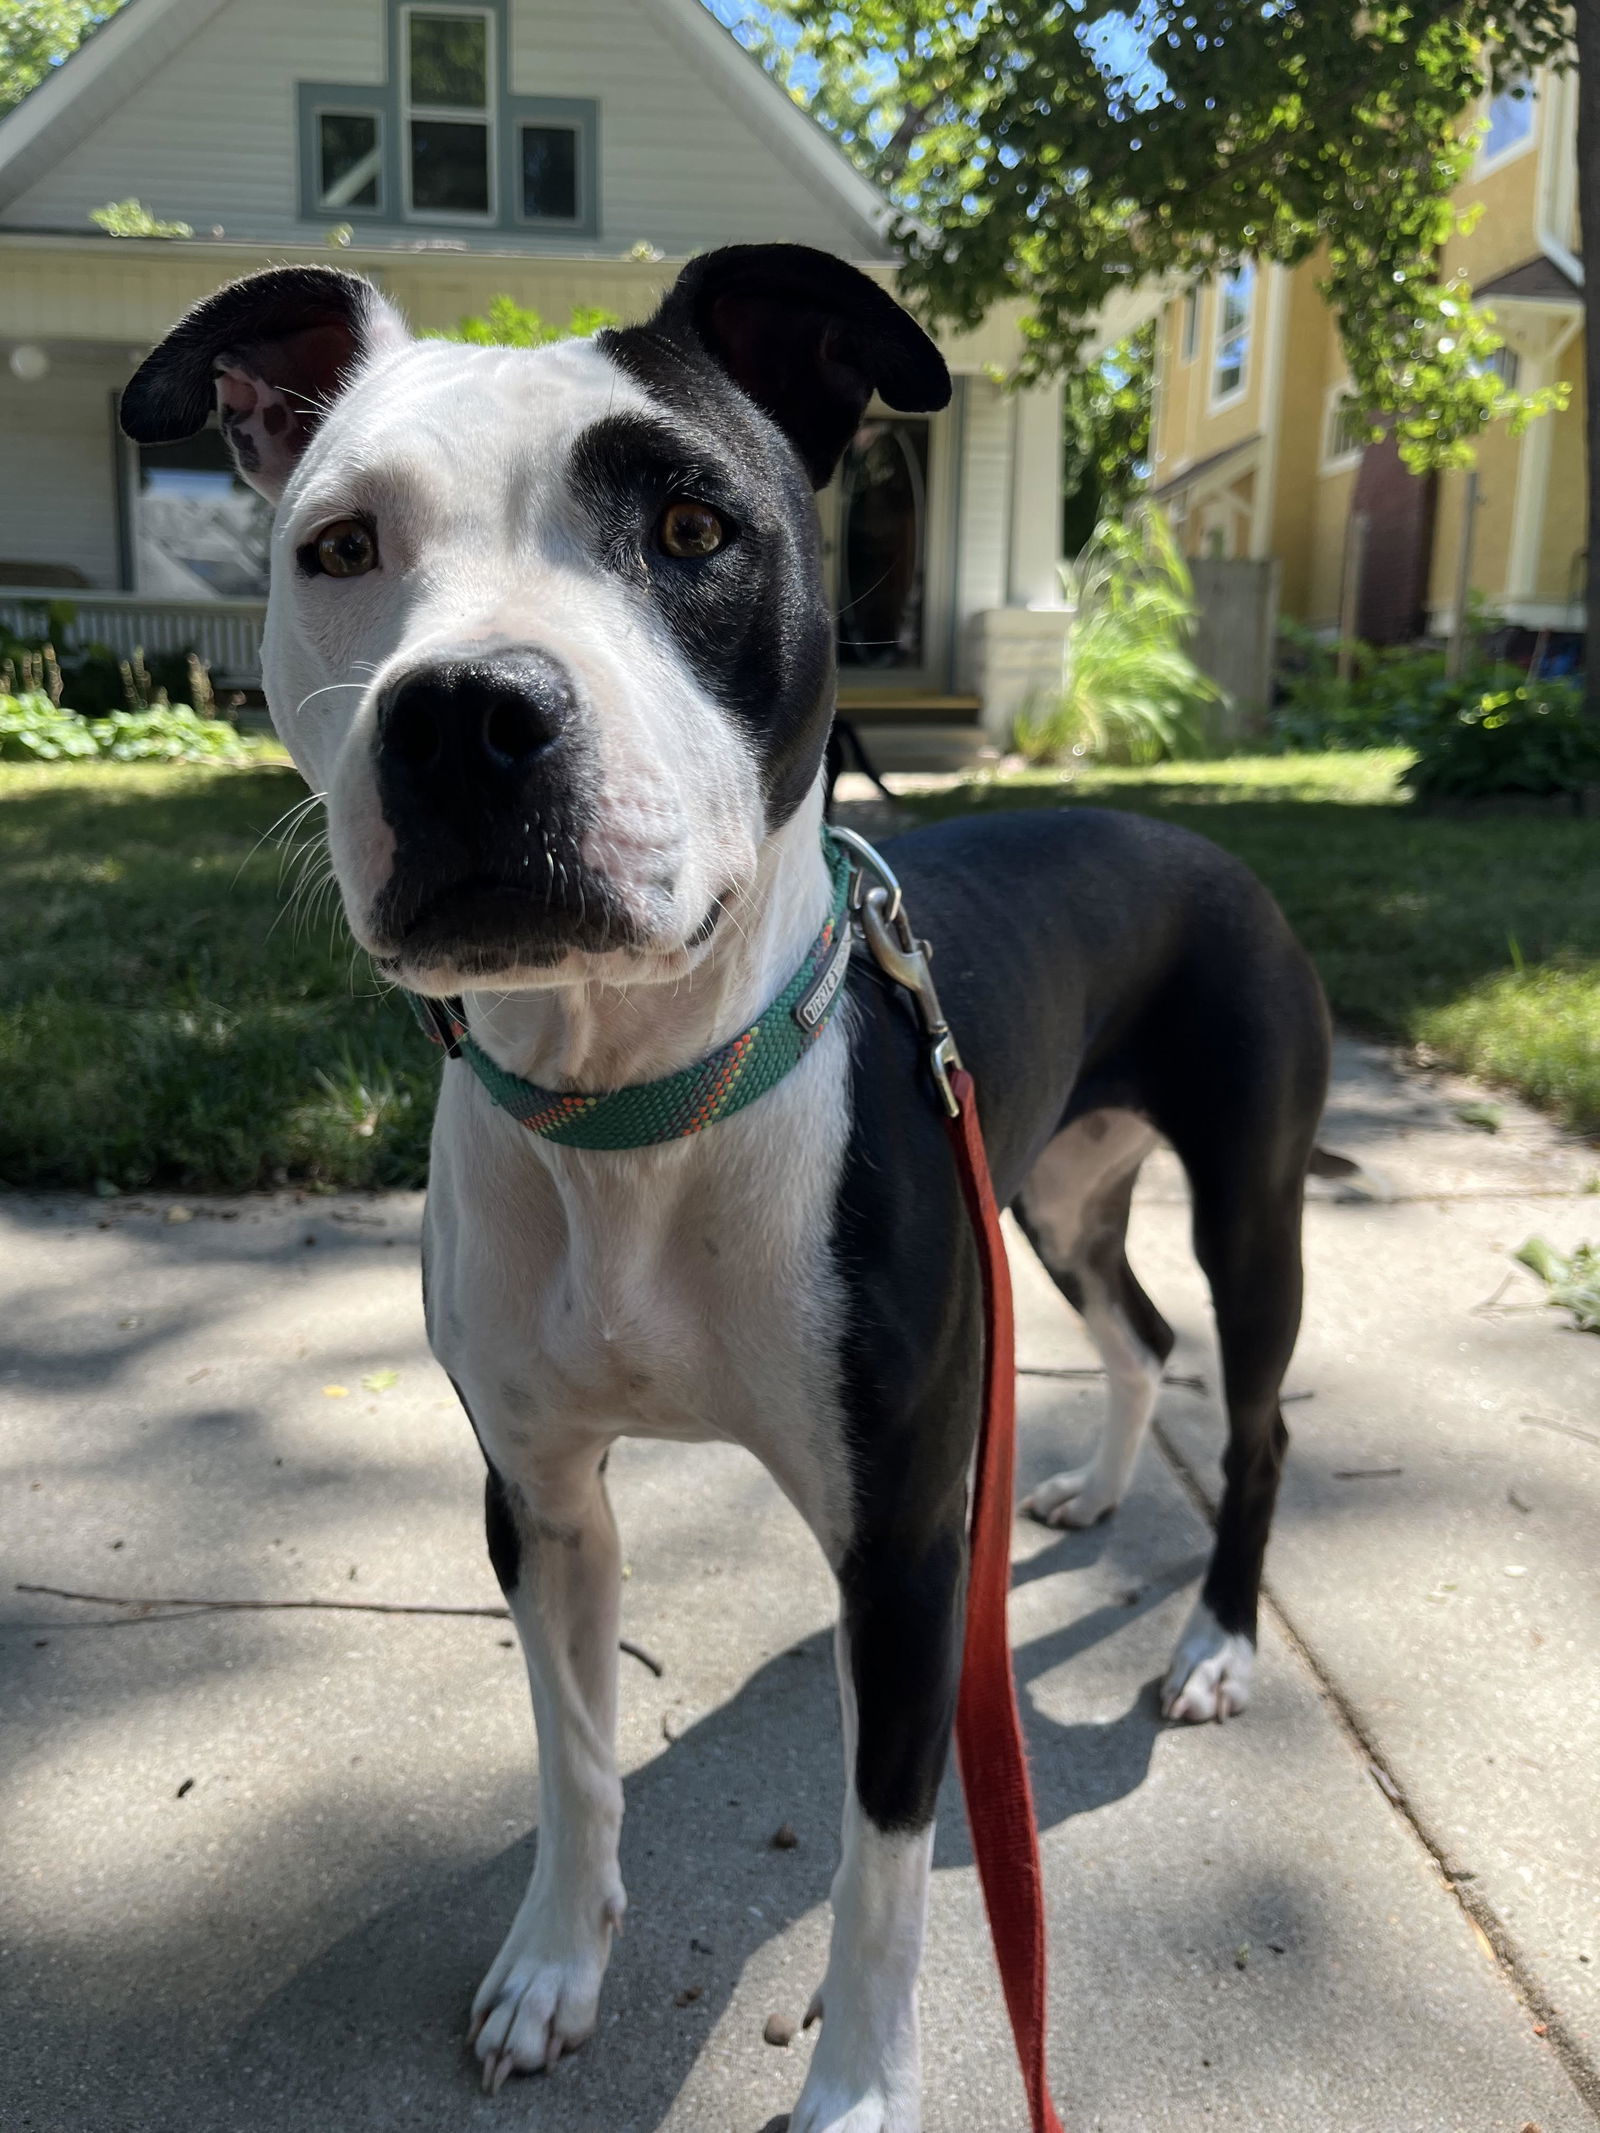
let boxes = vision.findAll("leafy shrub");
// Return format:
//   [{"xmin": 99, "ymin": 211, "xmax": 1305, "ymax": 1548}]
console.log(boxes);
[
  {"xmin": 1014, "ymin": 505, "xmax": 1220, "ymax": 766},
  {"xmin": 426, "ymin": 295, "xmax": 618, "ymax": 346},
  {"xmin": 0, "ymin": 692, "xmax": 101, "ymax": 760},
  {"xmin": 1270, "ymin": 623, "xmax": 1521, "ymax": 751},
  {"xmin": 1403, "ymin": 678, "xmax": 1600, "ymax": 801},
  {"xmin": 87, "ymin": 705, "xmax": 257, "ymax": 763},
  {"xmin": 0, "ymin": 696, "xmax": 258, "ymax": 764}
]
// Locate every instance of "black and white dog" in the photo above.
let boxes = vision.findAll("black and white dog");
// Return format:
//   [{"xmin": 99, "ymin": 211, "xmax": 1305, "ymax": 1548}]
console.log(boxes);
[{"xmin": 123, "ymin": 246, "xmax": 1328, "ymax": 2130}]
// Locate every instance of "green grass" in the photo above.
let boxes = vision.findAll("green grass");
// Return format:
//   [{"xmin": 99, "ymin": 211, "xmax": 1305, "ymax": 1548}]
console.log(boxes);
[
  {"xmin": 0, "ymin": 761, "xmax": 434, "ymax": 1192},
  {"xmin": 898, "ymin": 750, "xmax": 1600, "ymax": 1140},
  {"xmin": 1, "ymin": 750, "xmax": 1595, "ymax": 1192}
]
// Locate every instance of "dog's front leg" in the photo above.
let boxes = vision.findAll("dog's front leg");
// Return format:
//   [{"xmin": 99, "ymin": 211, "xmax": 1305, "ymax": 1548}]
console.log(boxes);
[
  {"xmin": 469, "ymin": 1443, "xmax": 625, "ymax": 2094},
  {"xmin": 791, "ymin": 1517, "xmax": 965, "ymax": 2133}
]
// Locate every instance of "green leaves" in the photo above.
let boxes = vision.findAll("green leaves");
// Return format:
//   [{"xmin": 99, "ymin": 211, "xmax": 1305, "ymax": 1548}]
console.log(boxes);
[
  {"xmin": 88, "ymin": 197, "xmax": 192, "ymax": 238},
  {"xmin": 1514, "ymin": 1237, "xmax": 1600, "ymax": 1332},
  {"xmin": 0, "ymin": 1, "xmax": 126, "ymax": 116},
  {"xmin": 1403, "ymin": 679, "xmax": 1600, "ymax": 800},
  {"xmin": 424, "ymin": 295, "xmax": 618, "ymax": 347},
  {"xmin": 1014, "ymin": 505, "xmax": 1220, "ymax": 766},
  {"xmin": 752, "ymin": 2, "xmax": 1573, "ymax": 465}
]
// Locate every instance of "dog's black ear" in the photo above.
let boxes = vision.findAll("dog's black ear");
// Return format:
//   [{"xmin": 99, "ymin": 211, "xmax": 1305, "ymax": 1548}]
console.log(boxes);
[
  {"xmin": 120, "ymin": 265, "xmax": 408, "ymax": 502},
  {"xmin": 641, "ymin": 243, "xmax": 951, "ymax": 489}
]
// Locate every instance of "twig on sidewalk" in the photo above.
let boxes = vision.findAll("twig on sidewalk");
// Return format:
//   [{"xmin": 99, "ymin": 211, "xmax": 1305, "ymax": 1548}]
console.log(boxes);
[
  {"xmin": 1519, "ymin": 1414, "xmax": 1600, "ymax": 1451},
  {"xmin": 1019, "ymin": 1365, "xmax": 1209, "ymax": 1394},
  {"xmin": 14, "ymin": 1583, "xmax": 665, "ymax": 1675}
]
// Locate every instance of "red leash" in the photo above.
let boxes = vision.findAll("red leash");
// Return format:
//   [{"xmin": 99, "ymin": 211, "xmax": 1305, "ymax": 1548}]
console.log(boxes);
[
  {"xmin": 947, "ymin": 1068, "xmax": 1065, "ymax": 2133},
  {"xmin": 833, "ymin": 826, "xmax": 1063, "ymax": 2133}
]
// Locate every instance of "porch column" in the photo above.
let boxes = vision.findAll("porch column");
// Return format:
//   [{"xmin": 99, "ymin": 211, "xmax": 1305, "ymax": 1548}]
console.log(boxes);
[{"xmin": 1007, "ymin": 378, "xmax": 1064, "ymax": 607}]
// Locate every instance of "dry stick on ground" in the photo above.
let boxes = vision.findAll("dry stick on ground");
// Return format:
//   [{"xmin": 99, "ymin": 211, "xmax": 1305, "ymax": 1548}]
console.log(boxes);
[
  {"xmin": 1018, "ymin": 1365, "xmax": 1209, "ymax": 1393},
  {"xmin": 14, "ymin": 1583, "xmax": 666, "ymax": 1677}
]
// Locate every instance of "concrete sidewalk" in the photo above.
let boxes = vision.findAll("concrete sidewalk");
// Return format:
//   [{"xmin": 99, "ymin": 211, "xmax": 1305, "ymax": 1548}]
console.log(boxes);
[{"xmin": 2, "ymin": 1036, "xmax": 1596, "ymax": 2132}]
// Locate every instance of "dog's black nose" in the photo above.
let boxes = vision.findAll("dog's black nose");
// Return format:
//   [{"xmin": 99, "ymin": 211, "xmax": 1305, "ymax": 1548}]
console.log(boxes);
[{"xmin": 377, "ymin": 652, "xmax": 571, "ymax": 784}]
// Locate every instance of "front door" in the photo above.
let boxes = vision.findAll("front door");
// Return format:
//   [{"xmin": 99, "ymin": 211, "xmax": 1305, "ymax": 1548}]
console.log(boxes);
[{"xmin": 822, "ymin": 407, "xmax": 952, "ymax": 695}]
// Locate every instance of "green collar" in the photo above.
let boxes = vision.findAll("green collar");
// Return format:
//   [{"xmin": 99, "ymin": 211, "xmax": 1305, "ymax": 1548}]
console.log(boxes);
[{"xmin": 410, "ymin": 828, "xmax": 854, "ymax": 1149}]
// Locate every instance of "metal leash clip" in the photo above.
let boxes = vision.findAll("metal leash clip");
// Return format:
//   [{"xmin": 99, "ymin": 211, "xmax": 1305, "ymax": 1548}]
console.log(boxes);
[{"xmin": 830, "ymin": 824, "xmax": 965, "ymax": 1118}]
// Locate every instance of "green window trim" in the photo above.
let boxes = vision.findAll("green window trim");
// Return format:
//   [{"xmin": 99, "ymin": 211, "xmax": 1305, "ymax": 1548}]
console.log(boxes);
[{"xmin": 295, "ymin": 0, "xmax": 600, "ymax": 240}]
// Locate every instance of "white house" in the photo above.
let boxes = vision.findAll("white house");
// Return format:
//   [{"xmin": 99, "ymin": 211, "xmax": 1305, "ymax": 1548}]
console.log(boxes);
[{"xmin": 0, "ymin": 0, "xmax": 1130, "ymax": 761}]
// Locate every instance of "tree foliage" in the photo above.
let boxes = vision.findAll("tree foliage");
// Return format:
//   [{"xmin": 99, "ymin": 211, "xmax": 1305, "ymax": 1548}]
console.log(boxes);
[
  {"xmin": 730, "ymin": 1, "xmax": 1573, "ymax": 472},
  {"xmin": 0, "ymin": 1, "xmax": 125, "ymax": 114},
  {"xmin": 425, "ymin": 294, "xmax": 619, "ymax": 346},
  {"xmin": 1061, "ymin": 321, "xmax": 1153, "ymax": 552}
]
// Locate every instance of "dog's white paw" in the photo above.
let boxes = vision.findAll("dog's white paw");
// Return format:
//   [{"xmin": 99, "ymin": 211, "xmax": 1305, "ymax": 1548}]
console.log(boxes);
[
  {"xmin": 787, "ymin": 2073, "xmax": 920, "ymax": 2133},
  {"xmin": 469, "ymin": 1893, "xmax": 621, "ymax": 2093},
  {"xmin": 786, "ymin": 1998, "xmax": 920, "ymax": 2133},
  {"xmin": 1162, "ymin": 1600, "xmax": 1254, "ymax": 1723},
  {"xmin": 1020, "ymin": 1463, "xmax": 1121, "ymax": 1529}
]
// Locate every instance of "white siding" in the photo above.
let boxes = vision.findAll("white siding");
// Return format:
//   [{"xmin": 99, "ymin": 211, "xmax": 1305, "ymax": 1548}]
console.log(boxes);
[
  {"xmin": 2, "ymin": 0, "xmax": 880, "ymax": 257},
  {"xmin": 0, "ymin": 354, "xmax": 124, "ymax": 588},
  {"xmin": 954, "ymin": 374, "xmax": 1013, "ymax": 685}
]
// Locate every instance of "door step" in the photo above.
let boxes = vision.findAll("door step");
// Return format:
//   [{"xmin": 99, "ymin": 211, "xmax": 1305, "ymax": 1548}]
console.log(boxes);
[{"xmin": 850, "ymin": 722, "xmax": 990, "ymax": 774}]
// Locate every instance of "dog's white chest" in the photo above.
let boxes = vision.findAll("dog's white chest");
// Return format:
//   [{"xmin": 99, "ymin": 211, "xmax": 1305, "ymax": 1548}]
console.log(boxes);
[{"xmin": 422, "ymin": 1035, "xmax": 854, "ymax": 1546}]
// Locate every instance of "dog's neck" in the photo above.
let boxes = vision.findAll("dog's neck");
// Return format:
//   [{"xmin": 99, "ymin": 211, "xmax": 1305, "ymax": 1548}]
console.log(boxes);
[{"xmin": 460, "ymin": 780, "xmax": 834, "ymax": 1096}]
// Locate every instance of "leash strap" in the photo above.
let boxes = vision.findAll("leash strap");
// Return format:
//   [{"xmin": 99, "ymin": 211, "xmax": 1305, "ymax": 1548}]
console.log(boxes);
[
  {"xmin": 837, "ymin": 827, "xmax": 1063, "ymax": 2133},
  {"xmin": 947, "ymin": 1064, "xmax": 1064, "ymax": 2133}
]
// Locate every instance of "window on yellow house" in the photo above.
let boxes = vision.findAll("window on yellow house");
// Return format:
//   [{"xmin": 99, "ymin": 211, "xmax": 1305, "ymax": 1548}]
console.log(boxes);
[
  {"xmin": 1481, "ymin": 77, "xmax": 1535, "ymax": 166},
  {"xmin": 1180, "ymin": 288, "xmax": 1199, "ymax": 364},
  {"xmin": 1475, "ymin": 344, "xmax": 1522, "ymax": 389},
  {"xmin": 1211, "ymin": 264, "xmax": 1253, "ymax": 404},
  {"xmin": 1322, "ymin": 390, "xmax": 1367, "ymax": 472}
]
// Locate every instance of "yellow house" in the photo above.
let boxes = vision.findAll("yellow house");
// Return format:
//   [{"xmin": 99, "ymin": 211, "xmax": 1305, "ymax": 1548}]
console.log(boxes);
[{"xmin": 1150, "ymin": 59, "xmax": 1585, "ymax": 646}]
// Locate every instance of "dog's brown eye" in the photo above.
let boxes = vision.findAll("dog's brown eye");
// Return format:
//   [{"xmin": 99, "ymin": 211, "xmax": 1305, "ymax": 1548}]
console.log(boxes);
[
  {"xmin": 657, "ymin": 501, "xmax": 725, "ymax": 559},
  {"xmin": 314, "ymin": 518, "xmax": 379, "ymax": 577}
]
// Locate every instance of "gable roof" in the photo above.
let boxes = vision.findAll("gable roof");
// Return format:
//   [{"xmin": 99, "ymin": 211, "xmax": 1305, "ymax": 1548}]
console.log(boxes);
[
  {"xmin": 1475, "ymin": 253, "xmax": 1582, "ymax": 306},
  {"xmin": 0, "ymin": 0, "xmax": 230, "ymax": 213},
  {"xmin": 0, "ymin": 0, "xmax": 893, "ymax": 247}
]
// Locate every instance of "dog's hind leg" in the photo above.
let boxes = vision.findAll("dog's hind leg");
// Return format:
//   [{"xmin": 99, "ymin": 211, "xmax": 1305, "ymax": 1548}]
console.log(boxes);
[
  {"xmin": 1015, "ymin": 1109, "xmax": 1172, "ymax": 1530},
  {"xmin": 1156, "ymin": 1149, "xmax": 1306, "ymax": 1723},
  {"xmin": 468, "ymin": 1442, "xmax": 626, "ymax": 2093},
  {"xmin": 1154, "ymin": 978, "xmax": 1325, "ymax": 1722}
]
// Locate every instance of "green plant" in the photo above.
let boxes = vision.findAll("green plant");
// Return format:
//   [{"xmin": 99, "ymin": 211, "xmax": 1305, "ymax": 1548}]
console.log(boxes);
[
  {"xmin": 0, "ymin": 692, "xmax": 100, "ymax": 760},
  {"xmin": 1514, "ymin": 1237, "xmax": 1600, "ymax": 1334},
  {"xmin": 426, "ymin": 295, "xmax": 618, "ymax": 347},
  {"xmin": 0, "ymin": 695, "xmax": 257, "ymax": 764},
  {"xmin": 86, "ymin": 705, "xmax": 257, "ymax": 763},
  {"xmin": 1269, "ymin": 622, "xmax": 1526, "ymax": 753},
  {"xmin": 1404, "ymin": 678, "xmax": 1600, "ymax": 801},
  {"xmin": 89, "ymin": 196, "xmax": 192, "ymax": 238},
  {"xmin": 1014, "ymin": 506, "xmax": 1220, "ymax": 767},
  {"xmin": 0, "ymin": 617, "xmax": 214, "ymax": 719}
]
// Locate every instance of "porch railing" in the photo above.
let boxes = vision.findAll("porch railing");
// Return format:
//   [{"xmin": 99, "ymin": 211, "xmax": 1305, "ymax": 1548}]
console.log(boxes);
[{"xmin": 0, "ymin": 588, "xmax": 267, "ymax": 687}]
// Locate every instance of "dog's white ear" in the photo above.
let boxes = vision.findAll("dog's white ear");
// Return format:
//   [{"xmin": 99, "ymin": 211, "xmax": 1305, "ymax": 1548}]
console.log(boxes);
[
  {"xmin": 638, "ymin": 244, "xmax": 951, "ymax": 490},
  {"xmin": 120, "ymin": 266, "xmax": 409, "ymax": 502}
]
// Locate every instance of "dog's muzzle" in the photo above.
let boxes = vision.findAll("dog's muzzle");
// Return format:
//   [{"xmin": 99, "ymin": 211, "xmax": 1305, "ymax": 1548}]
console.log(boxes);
[{"xmin": 367, "ymin": 649, "xmax": 642, "ymax": 976}]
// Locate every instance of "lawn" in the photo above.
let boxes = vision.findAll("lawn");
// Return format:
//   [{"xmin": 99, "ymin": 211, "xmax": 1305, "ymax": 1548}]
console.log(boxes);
[
  {"xmin": 1, "ymin": 750, "xmax": 1595, "ymax": 1193},
  {"xmin": 898, "ymin": 750, "xmax": 1600, "ymax": 1138},
  {"xmin": 0, "ymin": 760, "xmax": 434, "ymax": 1193}
]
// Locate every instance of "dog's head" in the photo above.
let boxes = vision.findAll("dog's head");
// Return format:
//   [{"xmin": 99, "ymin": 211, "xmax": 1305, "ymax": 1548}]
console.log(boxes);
[{"xmin": 120, "ymin": 247, "xmax": 949, "ymax": 995}]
